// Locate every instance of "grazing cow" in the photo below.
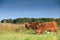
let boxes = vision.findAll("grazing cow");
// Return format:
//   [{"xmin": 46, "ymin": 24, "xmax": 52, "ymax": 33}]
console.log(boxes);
[
  {"xmin": 36, "ymin": 22, "xmax": 58, "ymax": 34},
  {"xmin": 25, "ymin": 22, "xmax": 40, "ymax": 32}
]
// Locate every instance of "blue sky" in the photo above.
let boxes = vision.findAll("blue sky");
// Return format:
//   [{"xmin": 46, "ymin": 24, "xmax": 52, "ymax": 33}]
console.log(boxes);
[{"xmin": 0, "ymin": 0, "xmax": 60, "ymax": 20}]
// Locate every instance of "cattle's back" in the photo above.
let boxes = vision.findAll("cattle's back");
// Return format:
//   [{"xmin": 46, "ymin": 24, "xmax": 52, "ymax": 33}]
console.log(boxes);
[{"xmin": 37, "ymin": 22, "xmax": 58, "ymax": 34}]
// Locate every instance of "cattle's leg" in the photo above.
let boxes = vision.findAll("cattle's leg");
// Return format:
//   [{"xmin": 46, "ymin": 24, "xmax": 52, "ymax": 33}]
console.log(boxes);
[
  {"xmin": 32, "ymin": 29, "xmax": 37, "ymax": 33},
  {"xmin": 53, "ymin": 29, "xmax": 58, "ymax": 34},
  {"xmin": 36, "ymin": 28, "xmax": 44, "ymax": 35}
]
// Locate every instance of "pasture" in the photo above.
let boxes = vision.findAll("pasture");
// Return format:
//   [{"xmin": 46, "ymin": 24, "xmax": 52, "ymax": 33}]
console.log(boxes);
[
  {"xmin": 0, "ymin": 23, "xmax": 60, "ymax": 40},
  {"xmin": 0, "ymin": 31, "xmax": 60, "ymax": 40}
]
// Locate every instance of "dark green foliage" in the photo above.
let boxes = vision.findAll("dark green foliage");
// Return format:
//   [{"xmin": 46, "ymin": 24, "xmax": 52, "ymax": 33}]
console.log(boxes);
[
  {"xmin": 40, "ymin": 18, "xmax": 55, "ymax": 22},
  {"xmin": 1, "ymin": 18, "xmax": 60, "ymax": 26},
  {"xmin": 55, "ymin": 18, "xmax": 60, "ymax": 26},
  {"xmin": 1, "ymin": 19, "xmax": 13, "ymax": 23},
  {"xmin": 13, "ymin": 18, "xmax": 22, "ymax": 24}
]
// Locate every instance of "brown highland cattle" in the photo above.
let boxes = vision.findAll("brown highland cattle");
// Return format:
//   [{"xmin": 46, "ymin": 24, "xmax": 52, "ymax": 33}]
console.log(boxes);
[
  {"xmin": 25, "ymin": 22, "xmax": 40, "ymax": 32},
  {"xmin": 36, "ymin": 22, "xmax": 58, "ymax": 34}
]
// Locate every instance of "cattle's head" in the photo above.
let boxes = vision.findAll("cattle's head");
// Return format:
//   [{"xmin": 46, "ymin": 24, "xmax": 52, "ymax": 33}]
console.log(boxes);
[
  {"xmin": 25, "ymin": 22, "xmax": 40, "ymax": 29},
  {"xmin": 25, "ymin": 23, "xmax": 32, "ymax": 29}
]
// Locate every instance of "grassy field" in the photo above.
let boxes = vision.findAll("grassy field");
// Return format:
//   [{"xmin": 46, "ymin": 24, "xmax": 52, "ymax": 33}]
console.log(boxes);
[
  {"xmin": 0, "ymin": 32, "xmax": 60, "ymax": 40},
  {"xmin": 0, "ymin": 23, "xmax": 60, "ymax": 40}
]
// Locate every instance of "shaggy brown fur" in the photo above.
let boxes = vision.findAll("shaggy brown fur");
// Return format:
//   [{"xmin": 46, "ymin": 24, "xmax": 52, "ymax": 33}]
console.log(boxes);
[
  {"xmin": 37, "ymin": 22, "xmax": 58, "ymax": 34},
  {"xmin": 25, "ymin": 22, "xmax": 40, "ymax": 32}
]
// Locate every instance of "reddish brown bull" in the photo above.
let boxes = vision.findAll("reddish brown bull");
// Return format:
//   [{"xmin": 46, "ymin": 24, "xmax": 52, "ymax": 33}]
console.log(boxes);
[
  {"xmin": 25, "ymin": 22, "xmax": 40, "ymax": 32},
  {"xmin": 37, "ymin": 22, "xmax": 58, "ymax": 34}
]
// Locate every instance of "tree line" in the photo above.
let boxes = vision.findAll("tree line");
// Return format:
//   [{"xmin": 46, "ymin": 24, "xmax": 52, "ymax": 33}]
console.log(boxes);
[{"xmin": 0, "ymin": 18, "xmax": 60, "ymax": 26}]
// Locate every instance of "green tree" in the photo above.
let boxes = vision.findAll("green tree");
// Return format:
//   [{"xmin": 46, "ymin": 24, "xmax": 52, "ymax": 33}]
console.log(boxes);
[{"xmin": 55, "ymin": 18, "xmax": 60, "ymax": 26}]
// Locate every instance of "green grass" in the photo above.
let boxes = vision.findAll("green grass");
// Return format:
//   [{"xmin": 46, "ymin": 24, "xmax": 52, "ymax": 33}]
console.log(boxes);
[{"xmin": 0, "ymin": 31, "xmax": 60, "ymax": 40}]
